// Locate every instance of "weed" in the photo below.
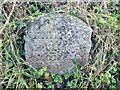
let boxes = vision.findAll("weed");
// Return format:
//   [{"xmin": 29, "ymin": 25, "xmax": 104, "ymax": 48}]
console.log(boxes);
[{"xmin": 0, "ymin": 1, "xmax": 119, "ymax": 89}]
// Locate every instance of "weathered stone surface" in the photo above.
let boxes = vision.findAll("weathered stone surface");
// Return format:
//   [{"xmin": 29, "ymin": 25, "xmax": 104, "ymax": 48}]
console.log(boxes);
[{"xmin": 25, "ymin": 13, "xmax": 92, "ymax": 74}]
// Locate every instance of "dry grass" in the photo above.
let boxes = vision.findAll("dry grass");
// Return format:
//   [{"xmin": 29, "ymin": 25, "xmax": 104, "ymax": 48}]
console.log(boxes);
[{"xmin": 0, "ymin": 0, "xmax": 119, "ymax": 89}]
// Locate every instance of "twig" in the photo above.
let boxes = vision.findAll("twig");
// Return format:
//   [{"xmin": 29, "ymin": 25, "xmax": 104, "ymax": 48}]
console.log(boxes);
[
  {"xmin": 2, "ymin": 8, "xmax": 8, "ymax": 18},
  {"xmin": 0, "ymin": 1, "xmax": 16, "ymax": 35},
  {"xmin": 95, "ymin": 60, "xmax": 115, "ymax": 76},
  {"xmin": 1, "ymin": 0, "xmax": 8, "ymax": 5}
]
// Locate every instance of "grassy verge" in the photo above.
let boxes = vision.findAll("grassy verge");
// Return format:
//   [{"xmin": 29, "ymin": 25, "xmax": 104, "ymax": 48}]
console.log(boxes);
[{"xmin": 0, "ymin": 1, "xmax": 119, "ymax": 89}]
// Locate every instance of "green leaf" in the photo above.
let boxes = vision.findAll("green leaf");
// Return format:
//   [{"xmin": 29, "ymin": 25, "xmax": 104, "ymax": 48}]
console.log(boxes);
[
  {"xmin": 111, "ymin": 76, "xmax": 116, "ymax": 84},
  {"xmin": 52, "ymin": 74, "xmax": 63, "ymax": 83},
  {"xmin": 37, "ymin": 82, "xmax": 43, "ymax": 88},
  {"xmin": 20, "ymin": 79, "xmax": 28, "ymax": 88},
  {"xmin": 38, "ymin": 66, "xmax": 47, "ymax": 76},
  {"xmin": 33, "ymin": 10, "xmax": 42, "ymax": 16},
  {"xmin": 64, "ymin": 73, "xmax": 70, "ymax": 80},
  {"xmin": 67, "ymin": 81, "xmax": 72, "ymax": 87},
  {"xmin": 45, "ymin": 82, "xmax": 54, "ymax": 88},
  {"xmin": 99, "ymin": 17, "xmax": 106, "ymax": 24},
  {"xmin": 50, "ymin": 9, "xmax": 56, "ymax": 14}
]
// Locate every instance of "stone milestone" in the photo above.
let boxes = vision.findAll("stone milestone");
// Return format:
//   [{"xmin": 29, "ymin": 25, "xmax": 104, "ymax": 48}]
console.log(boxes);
[{"xmin": 25, "ymin": 13, "xmax": 92, "ymax": 74}]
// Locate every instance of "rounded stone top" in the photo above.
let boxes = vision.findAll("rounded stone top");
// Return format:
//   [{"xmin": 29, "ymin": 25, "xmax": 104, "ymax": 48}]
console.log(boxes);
[{"xmin": 25, "ymin": 13, "xmax": 92, "ymax": 74}]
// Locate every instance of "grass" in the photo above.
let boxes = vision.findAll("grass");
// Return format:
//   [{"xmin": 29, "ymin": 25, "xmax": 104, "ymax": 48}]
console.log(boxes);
[{"xmin": 0, "ymin": 1, "xmax": 119, "ymax": 89}]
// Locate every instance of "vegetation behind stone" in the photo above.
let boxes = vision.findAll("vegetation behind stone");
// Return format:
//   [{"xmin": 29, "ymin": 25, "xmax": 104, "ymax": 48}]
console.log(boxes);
[{"xmin": 0, "ymin": 1, "xmax": 119, "ymax": 89}]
